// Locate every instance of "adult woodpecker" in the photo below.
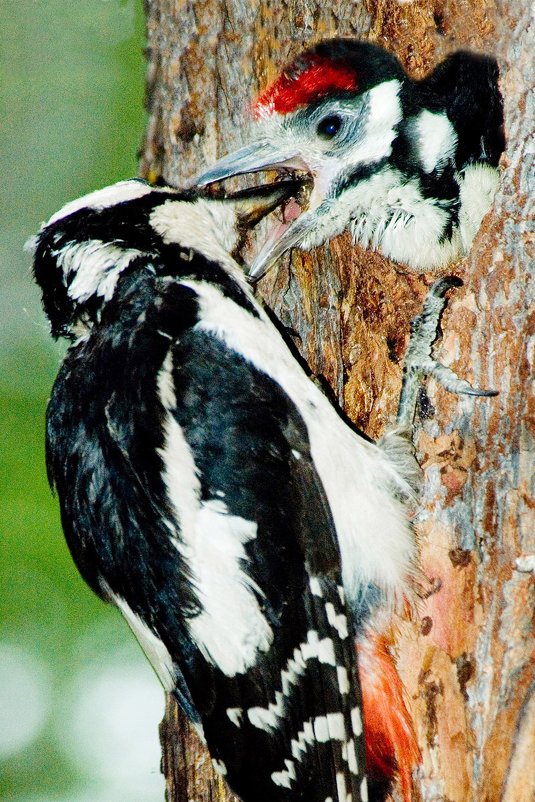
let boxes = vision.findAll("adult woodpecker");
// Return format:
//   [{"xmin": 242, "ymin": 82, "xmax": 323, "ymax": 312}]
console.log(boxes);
[
  {"xmin": 30, "ymin": 178, "xmax": 429, "ymax": 802},
  {"xmin": 196, "ymin": 39, "xmax": 504, "ymax": 279}
]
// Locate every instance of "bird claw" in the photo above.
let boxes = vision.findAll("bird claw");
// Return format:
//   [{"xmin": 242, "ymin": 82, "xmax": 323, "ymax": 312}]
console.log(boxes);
[{"xmin": 396, "ymin": 276, "xmax": 497, "ymax": 428}]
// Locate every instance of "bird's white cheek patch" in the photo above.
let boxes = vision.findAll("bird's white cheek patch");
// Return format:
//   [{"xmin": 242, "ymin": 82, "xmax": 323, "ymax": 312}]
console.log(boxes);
[
  {"xmin": 345, "ymin": 79, "xmax": 402, "ymax": 166},
  {"xmin": 297, "ymin": 81, "xmax": 403, "ymax": 241},
  {"xmin": 149, "ymin": 199, "xmax": 243, "ymax": 279}
]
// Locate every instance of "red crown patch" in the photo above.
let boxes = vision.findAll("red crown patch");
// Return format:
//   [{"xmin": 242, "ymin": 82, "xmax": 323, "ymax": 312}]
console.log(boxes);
[{"xmin": 254, "ymin": 57, "xmax": 359, "ymax": 118}]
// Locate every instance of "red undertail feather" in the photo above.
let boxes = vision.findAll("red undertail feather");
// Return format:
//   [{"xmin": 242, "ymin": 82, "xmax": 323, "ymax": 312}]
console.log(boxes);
[
  {"xmin": 254, "ymin": 56, "xmax": 359, "ymax": 118},
  {"xmin": 357, "ymin": 631, "xmax": 420, "ymax": 802}
]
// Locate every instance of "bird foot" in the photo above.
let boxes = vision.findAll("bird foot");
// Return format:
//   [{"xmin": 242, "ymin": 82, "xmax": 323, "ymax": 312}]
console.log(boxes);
[{"xmin": 396, "ymin": 276, "xmax": 497, "ymax": 428}]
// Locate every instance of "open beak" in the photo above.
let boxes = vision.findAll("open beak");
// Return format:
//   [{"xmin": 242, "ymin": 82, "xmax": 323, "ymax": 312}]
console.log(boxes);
[
  {"xmin": 195, "ymin": 141, "xmax": 307, "ymax": 186},
  {"xmin": 247, "ymin": 204, "xmax": 319, "ymax": 280},
  {"xmin": 195, "ymin": 142, "xmax": 317, "ymax": 281},
  {"xmin": 218, "ymin": 179, "xmax": 304, "ymax": 227}
]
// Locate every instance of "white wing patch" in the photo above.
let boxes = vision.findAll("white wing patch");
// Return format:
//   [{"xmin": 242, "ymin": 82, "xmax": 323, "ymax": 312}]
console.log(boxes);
[
  {"xmin": 157, "ymin": 366, "xmax": 272, "ymax": 677},
  {"xmin": 271, "ymin": 758, "xmax": 297, "ymax": 788},
  {"xmin": 346, "ymin": 739, "xmax": 359, "ymax": 775},
  {"xmin": 248, "ymin": 691, "xmax": 285, "ymax": 732},
  {"xmin": 157, "ymin": 413, "xmax": 200, "ymax": 537},
  {"xmin": 336, "ymin": 772, "xmax": 349, "ymax": 802},
  {"xmin": 301, "ymin": 630, "xmax": 336, "ymax": 666},
  {"xmin": 247, "ymin": 625, "xmax": 348, "ymax": 738},
  {"xmin": 291, "ymin": 720, "xmax": 315, "ymax": 759},
  {"xmin": 351, "ymin": 706, "xmax": 363, "ymax": 737},
  {"xmin": 185, "ymin": 500, "xmax": 272, "ymax": 677},
  {"xmin": 325, "ymin": 602, "xmax": 349, "ymax": 639},
  {"xmin": 313, "ymin": 713, "xmax": 346, "ymax": 743},
  {"xmin": 271, "ymin": 713, "xmax": 359, "ymax": 790},
  {"xmin": 55, "ymin": 239, "xmax": 144, "ymax": 303},
  {"xmin": 337, "ymin": 666, "xmax": 350, "ymax": 695}
]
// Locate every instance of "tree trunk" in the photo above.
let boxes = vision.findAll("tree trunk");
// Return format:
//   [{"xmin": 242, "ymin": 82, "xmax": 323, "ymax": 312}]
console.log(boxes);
[{"xmin": 140, "ymin": 1, "xmax": 534, "ymax": 800}]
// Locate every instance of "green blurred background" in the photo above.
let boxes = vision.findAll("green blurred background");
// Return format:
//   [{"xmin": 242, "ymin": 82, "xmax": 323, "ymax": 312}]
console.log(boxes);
[{"xmin": 1, "ymin": 2, "xmax": 166, "ymax": 799}]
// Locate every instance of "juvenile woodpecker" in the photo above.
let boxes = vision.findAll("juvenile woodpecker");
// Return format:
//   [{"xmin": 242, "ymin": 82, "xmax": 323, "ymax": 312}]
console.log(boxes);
[
  {"xmin": 196, "ymin": 39, "xmax": 504, "ymax": 279},
  {"xmin": 30, "ymin": 178, "xmax": 426, "ymax": 802}
]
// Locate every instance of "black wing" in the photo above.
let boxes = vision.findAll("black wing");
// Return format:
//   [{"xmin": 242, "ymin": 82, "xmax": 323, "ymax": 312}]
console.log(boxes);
[
  {"xmin": 164, "ymin": 328, "xmax": 367, "ymax": 802},
  {"xmin": 42, "ymin": 209, "xmax": 368, "ymax": 802}
]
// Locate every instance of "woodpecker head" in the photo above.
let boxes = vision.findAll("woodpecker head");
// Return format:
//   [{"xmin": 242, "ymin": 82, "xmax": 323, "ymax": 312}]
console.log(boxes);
[
  {"xmin": 196, "ymin": 40, "xmax": 503, "ymax": 278},
  {"xmin": 29, "ymin": 178, "xmax": 299, "ymax": 339},
  {"xmin": 196, "ymin": 40, "xmax": 411, "ymax": 277}
]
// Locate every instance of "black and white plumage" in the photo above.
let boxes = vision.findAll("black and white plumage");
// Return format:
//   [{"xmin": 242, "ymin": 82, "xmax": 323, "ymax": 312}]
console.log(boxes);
[
  {"xmin": 31, "ymin": 179, "xmax": 420, "ymax": 802},
  {"xmin": 196, "ymin": 40, "xmax": 504, "ymax": 279}
]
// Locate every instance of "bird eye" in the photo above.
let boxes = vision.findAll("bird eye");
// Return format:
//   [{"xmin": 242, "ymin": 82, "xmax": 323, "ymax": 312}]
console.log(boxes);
[{"xmin": 316, "ymin": 115, "xmax": 342, "ymax": 139}]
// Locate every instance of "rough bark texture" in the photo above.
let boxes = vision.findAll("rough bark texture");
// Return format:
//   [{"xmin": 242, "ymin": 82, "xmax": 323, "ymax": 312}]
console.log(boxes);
[{"xmin": 141, "ymin": 1, "xmax": 534, "ymax": 800}]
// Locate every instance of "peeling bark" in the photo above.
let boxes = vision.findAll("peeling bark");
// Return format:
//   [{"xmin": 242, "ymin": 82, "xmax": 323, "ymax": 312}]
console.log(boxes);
[{"xmin": 141, "ymin": 1, "xmax": 534, "ymax": 800}]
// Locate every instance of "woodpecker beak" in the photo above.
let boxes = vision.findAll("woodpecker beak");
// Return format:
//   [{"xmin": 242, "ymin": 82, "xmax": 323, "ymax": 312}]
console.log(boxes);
[
  {"xmin": 222, "ymin": 179, "xmax": 304, "ymax": 227},
  {"xmin": 195, "ymin": 141, "xmax": 307, "ymax": 186},
  {"xmin": 196, "ymin": 143, "xmax": 318, "ymax": 280},
  {"xmin": 247, "ymin": 204, "xmax": 318, "ymax": 280}
]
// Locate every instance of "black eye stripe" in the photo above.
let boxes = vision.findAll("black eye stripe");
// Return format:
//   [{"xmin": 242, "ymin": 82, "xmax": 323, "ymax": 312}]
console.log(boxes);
[{"xmin": 316, "ymin": 114, "xmax": 343, "ymax": 139}]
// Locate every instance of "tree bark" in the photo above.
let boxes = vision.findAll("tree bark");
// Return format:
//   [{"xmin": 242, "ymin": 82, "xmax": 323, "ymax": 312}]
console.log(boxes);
[{"xmin": 141, "ymin": 1, "xmax": 534, "ymax": 800}]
